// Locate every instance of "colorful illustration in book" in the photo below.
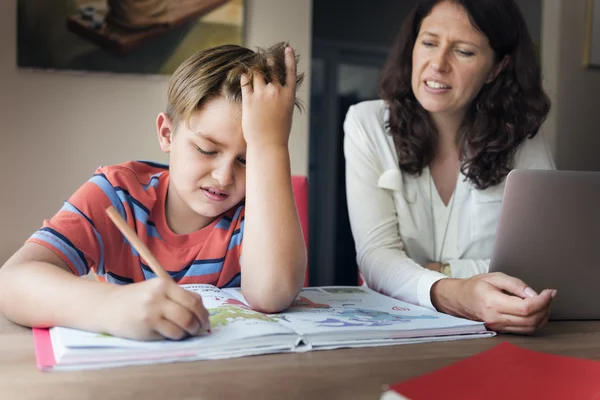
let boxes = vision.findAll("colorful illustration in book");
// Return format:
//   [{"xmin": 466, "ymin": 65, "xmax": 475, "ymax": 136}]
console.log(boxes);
[
  {"xmin": 314, "ymin": 308, "xmax": 438, "ymax": 328},
  {"xmin": 290, "ymin": 297, "xmax": 331, "ymax": 309},
  {"xmin": 213, "ymin": 297, "xmax": 251, "ymax": 309},
  {"xmin": 209, "ymin": 305, "xmax": 273, "ymax": 329}
]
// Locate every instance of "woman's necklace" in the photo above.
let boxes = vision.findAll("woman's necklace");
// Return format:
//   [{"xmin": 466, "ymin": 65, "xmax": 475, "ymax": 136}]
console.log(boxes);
[{"xmin": 429, "ymin": 172, "xmax": 456, "ymax": 264}]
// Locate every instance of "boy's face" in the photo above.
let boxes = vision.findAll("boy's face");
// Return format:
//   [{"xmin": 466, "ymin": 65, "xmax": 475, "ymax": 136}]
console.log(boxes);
[{"xmin": 157, "ymin": 97, "xmax": 247, "ymax": 233}]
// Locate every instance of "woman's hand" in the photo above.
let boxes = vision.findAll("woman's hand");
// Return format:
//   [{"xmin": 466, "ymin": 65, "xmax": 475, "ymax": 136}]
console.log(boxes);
[
  {"xmin": 240, "ymin": 46, "xmax": 297, "ymax": 149},
  {"xmin": 431, "ymin": 272, "xmax": 556, "ymax": 334}
]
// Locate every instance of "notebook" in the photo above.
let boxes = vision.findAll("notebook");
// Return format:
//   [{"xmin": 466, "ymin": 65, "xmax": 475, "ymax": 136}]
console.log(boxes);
[
  {"xmin": 33, "ymin": 284, "xmax": 494, "ymax": 371},
  {"xmin": 380, "ymin": 342, "xmax": 600, "ymax": 399}
]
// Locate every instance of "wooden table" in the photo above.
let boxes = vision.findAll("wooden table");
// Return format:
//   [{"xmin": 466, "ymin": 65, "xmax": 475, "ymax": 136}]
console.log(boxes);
[{"xmin": 1, "ymin": 315, "xmax": 600, "ymax": 400}]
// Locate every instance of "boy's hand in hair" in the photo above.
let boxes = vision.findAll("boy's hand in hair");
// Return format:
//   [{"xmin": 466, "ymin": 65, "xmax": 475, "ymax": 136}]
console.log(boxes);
[
  {"xmin": 240, "ymin": 46, "xmax": 297, "ymax": 149},
  {"xmin": 238, "ymin": 45, "xmax": 307, "ymax": 313}
]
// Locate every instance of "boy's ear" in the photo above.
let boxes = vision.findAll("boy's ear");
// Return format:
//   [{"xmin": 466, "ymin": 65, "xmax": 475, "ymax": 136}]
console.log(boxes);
[
  {"xmin": 157, "ymin": 112, "xmax": 175, "ymax": 153},
  {"xmin": 487, "ymin": 55, "xmax": 510, "ymax": 84}
]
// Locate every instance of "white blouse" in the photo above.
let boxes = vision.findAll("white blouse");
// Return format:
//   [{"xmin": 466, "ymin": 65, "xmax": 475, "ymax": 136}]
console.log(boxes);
[{"xmin": 343, "ymin": 100, "xmax": 555, "ymax": 310}]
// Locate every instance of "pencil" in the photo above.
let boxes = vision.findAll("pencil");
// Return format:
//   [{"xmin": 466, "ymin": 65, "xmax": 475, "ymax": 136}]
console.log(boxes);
[
  {"xmin": 105, "ymin": 206, "xmax": 211, "ymax": 334},
  {"xmin": 105, "ymin": 206, "xmax": 172, "ymax": 281}
]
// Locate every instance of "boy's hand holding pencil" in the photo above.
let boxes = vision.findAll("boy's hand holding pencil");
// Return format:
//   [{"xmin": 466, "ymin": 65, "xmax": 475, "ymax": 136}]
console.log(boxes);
[{"xmin": 105, "ymin": 206, "xmax": 210, "ymax": 341}]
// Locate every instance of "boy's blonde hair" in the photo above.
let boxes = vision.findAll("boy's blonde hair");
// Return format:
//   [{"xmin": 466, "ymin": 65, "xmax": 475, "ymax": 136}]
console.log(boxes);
[{"xmin": 166, "ymin": 42, "xmax": 305, "ymax": 128}]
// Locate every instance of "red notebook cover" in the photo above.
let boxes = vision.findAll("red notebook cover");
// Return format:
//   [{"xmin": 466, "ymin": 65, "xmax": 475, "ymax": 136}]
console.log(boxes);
[
  {"xmin": 32, "ymin": 327, "xmax": 57, "ymax": 371},
  {"xmin": 385, "ymin": 342, "xmax": 600, "ymax": 400}
]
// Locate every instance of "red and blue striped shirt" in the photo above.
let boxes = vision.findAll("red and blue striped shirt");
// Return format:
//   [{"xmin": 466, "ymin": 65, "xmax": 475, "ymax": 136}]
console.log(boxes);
[{"xmin": 27, "ymin": 161, "xmax": 244, "ymax": 288}]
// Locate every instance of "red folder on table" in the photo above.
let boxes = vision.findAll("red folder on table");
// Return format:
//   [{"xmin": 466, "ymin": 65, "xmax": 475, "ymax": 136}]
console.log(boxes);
[{"xmin": 382, "ymin": 342, "xmax": 600, "ymax": 400}]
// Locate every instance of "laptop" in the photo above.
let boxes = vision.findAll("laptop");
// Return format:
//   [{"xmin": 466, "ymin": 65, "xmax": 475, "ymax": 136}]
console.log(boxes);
[{"xmin": 488, "ymin": 169, "xmax": 600, "ymax": 320}]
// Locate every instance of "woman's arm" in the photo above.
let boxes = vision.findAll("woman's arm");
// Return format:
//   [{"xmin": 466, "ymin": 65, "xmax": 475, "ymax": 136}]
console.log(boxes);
[
  {"xmin": 425, "ymin": 259, "xmax": 490, "ymax": 278},
  {"xmin": 344, "ymin": 105, "xmax": 445, "ymax": 310}
]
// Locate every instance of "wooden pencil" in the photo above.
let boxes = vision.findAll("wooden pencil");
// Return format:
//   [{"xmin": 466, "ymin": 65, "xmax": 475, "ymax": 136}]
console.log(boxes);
[{"xmin": 105, "ymin": 205, "xmax": 172, "ymax": 281}]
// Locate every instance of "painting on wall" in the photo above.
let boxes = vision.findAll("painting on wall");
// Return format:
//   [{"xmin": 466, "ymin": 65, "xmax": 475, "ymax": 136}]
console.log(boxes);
[
  {"xmin": 17, "ymin": 0, "xmax": 245, "ymax": 75},
  {"xmin": 584, "ymin": 0, "xmax": 600, "ymax": 68}
]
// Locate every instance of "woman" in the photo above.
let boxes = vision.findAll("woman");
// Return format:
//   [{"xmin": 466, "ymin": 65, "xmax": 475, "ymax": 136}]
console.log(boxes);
[{"xmin": 344, "ymin": 0, "xmax": 556, "ymax": 334}]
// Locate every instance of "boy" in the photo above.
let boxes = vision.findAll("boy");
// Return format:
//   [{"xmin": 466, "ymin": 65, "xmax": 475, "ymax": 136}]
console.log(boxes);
[{"xmin": 0, "ymin": 43, "xmax": 307, "ymax": 341}]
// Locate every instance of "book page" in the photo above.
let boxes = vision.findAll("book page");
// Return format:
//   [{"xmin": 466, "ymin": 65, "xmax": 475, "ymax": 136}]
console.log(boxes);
[
  {"xmin": 184, "ymin": 284, "xmax": 295, "ymax": 339},
  {"xmin": 267, "ymin": 287, "xmax": 486, "ymax": 337},
  {"xmin": 51, "ymin": 284, "xmax": 295, "ymax": 352}
]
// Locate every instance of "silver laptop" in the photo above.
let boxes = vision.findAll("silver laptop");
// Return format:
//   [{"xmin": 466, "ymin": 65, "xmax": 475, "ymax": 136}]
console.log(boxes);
[{"xmin": 488, "ymin": 169, "xmax": 600, "ymax": 320}]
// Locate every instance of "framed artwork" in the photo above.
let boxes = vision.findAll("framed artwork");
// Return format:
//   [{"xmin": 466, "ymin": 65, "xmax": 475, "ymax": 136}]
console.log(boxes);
[
  {"xmin": 17, "ymin": 0, "xmax": 245, "ymax": 75},
  {"xmin": 584, "ymin": 0, "xmax": 600, "ymax": 68}
]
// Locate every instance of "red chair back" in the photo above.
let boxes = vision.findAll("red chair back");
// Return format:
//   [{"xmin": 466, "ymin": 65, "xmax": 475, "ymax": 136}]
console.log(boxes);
[
  {"xmin": 291, "ymin": 176, "xmax": 310, "ymax": 287},
  {"xmin": 291, "ymin": 175, "xmax": 363, "ymax": 287}
]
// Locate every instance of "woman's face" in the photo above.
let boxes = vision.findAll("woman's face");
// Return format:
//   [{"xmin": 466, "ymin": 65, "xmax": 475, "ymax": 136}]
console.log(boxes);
[{"xmin": 411, "ymin": 1, "xmax": 498, "ymax": 120}]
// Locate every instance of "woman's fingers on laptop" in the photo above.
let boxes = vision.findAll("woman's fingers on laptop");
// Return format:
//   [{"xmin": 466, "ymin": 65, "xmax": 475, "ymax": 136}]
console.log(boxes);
[
  {"xmin": 485, "ymin": 318, "xmax": 544, "ymax": 334},
  {"xmin": 494, "ymin": 288, "xmax": 554, "ymax": 316},
  {"xmin": 455, "ymin": 273, "xmax": 555, "ymax": 333},
  {"xmin": 465, "ymin": 276, "xmax": 553, "ymax": 333},
  {"xmin": 482, "ymin": 272, "xmax": 539, "ymax": 299},
  {"xmin": 484, "ymin": 302, "xmax": 550, "ymax": 333},
  {"xmin": 492, "ymin": 309, "xmax": 550, "ymax": 334},
  {"xmin": 483, "ymin": 289, "xmax": 553, "ymax": 333}
]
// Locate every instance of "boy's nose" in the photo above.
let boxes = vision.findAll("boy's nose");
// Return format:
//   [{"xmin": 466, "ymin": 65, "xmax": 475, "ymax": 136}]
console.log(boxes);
[{"xmin": 212, "ymin": 164, "xmax": 234, "ymax": 187}]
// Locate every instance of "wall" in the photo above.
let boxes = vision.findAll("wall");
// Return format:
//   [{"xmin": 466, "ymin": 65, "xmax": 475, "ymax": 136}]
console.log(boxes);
[
  {"xmin": 542, "ymin": 0, "xmax": 600, "ymax": 170},
  {"xmin": 313, "ymin": 0, "xmax": 541, "ymax": 49},
  {"xmin": 0, "ymin": 0, "xmax": 312, "ymax": 263}
]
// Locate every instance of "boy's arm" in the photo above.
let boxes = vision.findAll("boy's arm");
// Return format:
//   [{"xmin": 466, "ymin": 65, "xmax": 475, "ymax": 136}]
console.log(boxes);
[
  {"xmin": 0, "ymin": 242, "xmax": 115, "ymax": 330},
  {"xmin": 0, "ymin": 243, "xmax": 210, "ymax": 339},
  {"xmin": 239, "ymin": 47, "xmax": 307, "ymax": 313}
]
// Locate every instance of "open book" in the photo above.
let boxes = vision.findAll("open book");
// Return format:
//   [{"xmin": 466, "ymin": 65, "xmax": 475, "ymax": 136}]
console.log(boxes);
[{"xmin": 34, "ymin": 285, "xmax": 494, "ymax": 371}]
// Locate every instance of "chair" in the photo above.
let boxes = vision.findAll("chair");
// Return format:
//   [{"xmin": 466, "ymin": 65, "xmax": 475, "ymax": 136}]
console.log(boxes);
[
  {"xmin": 291, "ymin": 176, "xmax": 310, "ymax": 287},
  {"xmin": 291, "ymin": 175, "xmax": 363, "ymax": 287}
]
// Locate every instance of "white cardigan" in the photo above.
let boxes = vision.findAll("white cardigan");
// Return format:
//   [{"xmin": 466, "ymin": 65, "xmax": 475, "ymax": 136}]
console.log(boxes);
[{"xmin": 343, "ymin": 100, "xmax": 555, "ymax": 310}]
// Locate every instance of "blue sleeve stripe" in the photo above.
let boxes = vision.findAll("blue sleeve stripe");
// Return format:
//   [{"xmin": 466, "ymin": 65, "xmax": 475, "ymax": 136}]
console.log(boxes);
[
  {"xmin": 95, "ymin": 231, "xmax": 105, "ymax": 275},
  {"xmin": 31, "ymin": 228, "xmax": 88, "ymax": 276},
  {"xmin": 90, "ymin": 174, "xmax": 125, "ymax": 216},
  {"xmin": 60, "ymin": 202, "xmax": 94, "ymax": 227},
  {"xmin": 142, "ymin": 173, "xmax": 163, "ymax": 191},
  {"xmin": 220, "ymin": 272, "xmax": 241, "ymax": 288},
  {"xmin": 115, "ymin": 187, "xmax": 151, "ymax": 216},
  {"xmin": 90, "ymin": 174, "xmax": 163, "ymax": 242},
  {"xmin": 60, "ymin": 202, "xmax": 105, "ymax": 275}
]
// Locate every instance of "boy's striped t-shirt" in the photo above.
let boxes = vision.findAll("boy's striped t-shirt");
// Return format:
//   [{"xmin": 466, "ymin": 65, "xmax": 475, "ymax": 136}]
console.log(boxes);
[{"xmin": 27, "ymin": 161, "xmax": 244, "ymax": 288}]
